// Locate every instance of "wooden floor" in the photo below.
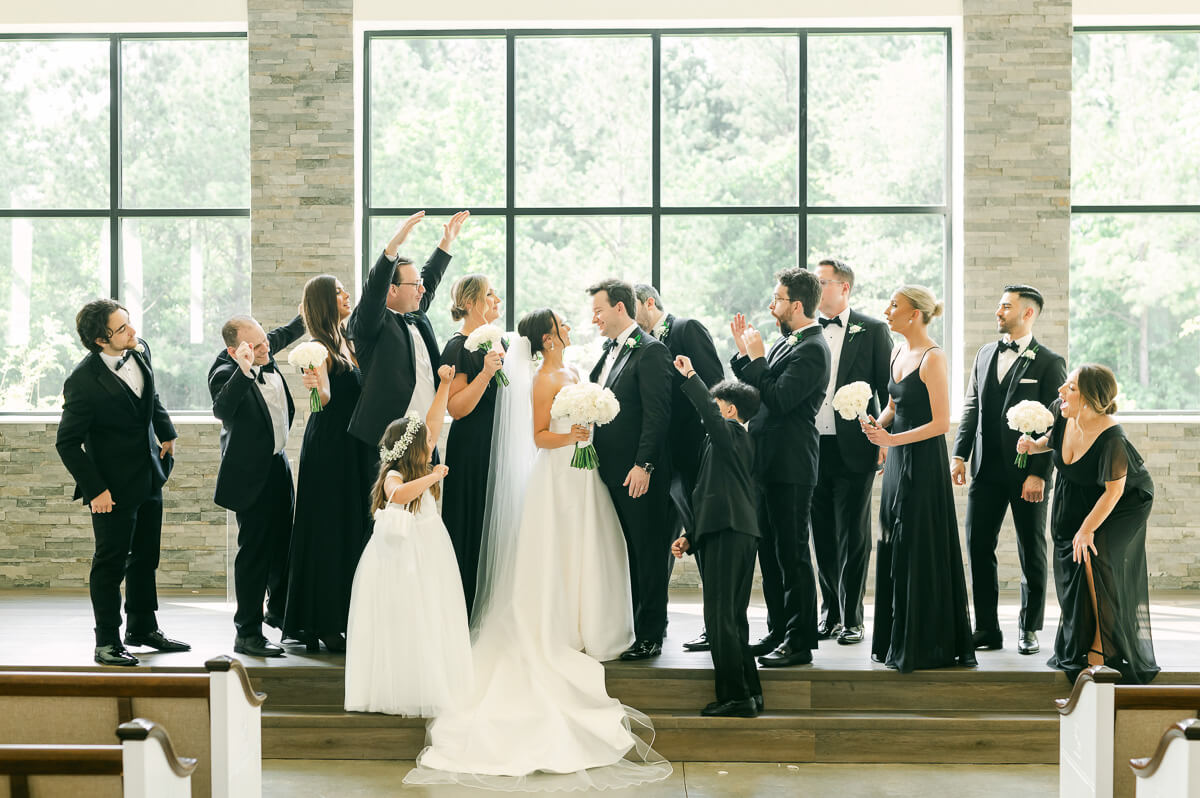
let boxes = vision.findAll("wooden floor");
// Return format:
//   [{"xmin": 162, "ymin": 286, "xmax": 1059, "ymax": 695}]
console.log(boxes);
[{"xmin": 2, "ymin": 588, "xmax": 1198, "ymax": 764}]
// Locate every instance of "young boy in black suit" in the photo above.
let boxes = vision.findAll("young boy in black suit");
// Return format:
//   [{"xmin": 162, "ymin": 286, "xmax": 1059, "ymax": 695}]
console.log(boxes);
[{"xmin": 670, "ymin": 356, "xmax": 762, "ymax": 718}]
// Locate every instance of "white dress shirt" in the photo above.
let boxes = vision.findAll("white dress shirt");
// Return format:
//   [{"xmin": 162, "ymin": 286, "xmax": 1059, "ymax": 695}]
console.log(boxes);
[
  {"xmin": 100, "ymin": 349, "xmax": 144, "ymax": 399},
  {"xmin": 401, "ymin": 313, "xmax": 437, "ymax": 421},
  {"xmin": 816, "ymin": 307, "xmax": 852, "ymax": 435},
  {"xmin": 996, "ymin": 332, "xmax": 1033, "ymax": 383},
  {"xmin": 597, "ymin": 321, "xmax": 640, "ymax": 387},
  {"xmin": 250, "ymin": 366, "xmax": 290, "ymax": 455}
]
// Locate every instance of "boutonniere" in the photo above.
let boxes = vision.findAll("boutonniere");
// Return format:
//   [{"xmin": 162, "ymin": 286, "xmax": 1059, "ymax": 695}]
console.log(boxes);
[
  {"xmin": 786, "ymin": 329, "xmax": 805, "ymax": 346},
  {"xmin": 847, "ymin": 323, "xmax": 864, "ymax": 339},
  {"xmin": 624, "ymin": 332, "xmax": 642, "ymax": 350},
  {"xmin": 1021, "ymin": 346, "xmax": 1038, "ymax": 361},
  {"xmin": 134, "ymin": 342, "xmax": 145, "ymax": 354},
  {"xmin": 653, "ymin": 319, "xmax": 670, "ymax": 342}
]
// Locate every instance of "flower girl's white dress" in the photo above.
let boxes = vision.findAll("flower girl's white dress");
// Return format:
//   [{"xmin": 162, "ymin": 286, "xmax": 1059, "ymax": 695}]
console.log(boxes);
[{"xmin": 344, "ymin": 478, "xmax": 472, "ymax": 716}]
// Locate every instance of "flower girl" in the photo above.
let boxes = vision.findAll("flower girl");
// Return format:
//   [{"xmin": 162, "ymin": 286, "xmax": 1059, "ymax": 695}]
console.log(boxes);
[{"xmin": 344, "ymin": 364, "xmax": 473, "ymax": 716}]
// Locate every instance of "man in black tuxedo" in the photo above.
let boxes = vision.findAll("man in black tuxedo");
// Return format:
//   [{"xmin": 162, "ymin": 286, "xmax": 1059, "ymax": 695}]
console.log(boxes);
[
  {"xmin": 952, "ymin": 285, "xmax": 1066, "ymax": 655},
  {"xmin": 56, "ymin": 299, "xmax": 189, "ymax": 666},
  {"xmin": 588, "ymin": 279, "xmax": 674, "ymax": 661},
  {"xmin": 633, "ymin": 283, "xmax": 724, "ymax": 653},
  {"xmin": 810, "ymin": 259, "xmax": 892, "ymax": 646},
  {"xmin": 208, "ymin": 313, "xmax": 306, "ymax": 658},
  {"xmin": 671, "ymin": 368, "xmax": 762, "ymax": 718},
  {"xmin": 348, "ymin": 210, "xmax": 468, "ymax": 450},
  {"xmin": 731, "ymin": 267, "xmax": 830, "ymax": 668}
]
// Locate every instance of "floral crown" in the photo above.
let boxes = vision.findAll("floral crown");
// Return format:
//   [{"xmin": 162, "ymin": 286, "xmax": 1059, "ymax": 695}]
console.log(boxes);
[{"xmin": 379, "ymin": 413, "xmax": 422, "ymax": 465}]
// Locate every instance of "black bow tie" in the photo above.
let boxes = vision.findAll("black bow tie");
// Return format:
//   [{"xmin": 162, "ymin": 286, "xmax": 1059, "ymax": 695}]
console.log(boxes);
[
  {"xmin": 398, "ymin": 312, "xmax": 420, "ymax": 326},
  {"xmin": 603, "ymin": 338, "xmax": 619, "ymax": 354},
  {"xmin": 998, "ymin": 340, "xmax": 1019, "ymax": 353},
  {"xmin": 116, "ymin": 350, "xmax": 135, "ymax": 369},
  {"xmin": 254, "ymin": 362, "xmax": 276, "ymax": 384},
  {"xmin": 819, "ymin": 316, "xmax": 842, "ymax": 328}
]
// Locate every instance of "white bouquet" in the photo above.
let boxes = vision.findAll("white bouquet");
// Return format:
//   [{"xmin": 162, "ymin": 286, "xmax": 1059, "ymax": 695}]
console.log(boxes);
[
  {"xmin": 1006, "ymin": 399, "xmax": 1055, "ymax": 467},
  {"xmin": 551, "ymin": 382, "xmax": 621, "ymax": 470},
  {"xmin": 464, "ymin": 324, "xmax": 508, "ymax": 387},
  {"xmin": 832, "ymin": 381, "xmax": 873, "ymax": 422},
  {"xmin": 287, "ymin": 341, "xmax": 330, "ymax": 413}
]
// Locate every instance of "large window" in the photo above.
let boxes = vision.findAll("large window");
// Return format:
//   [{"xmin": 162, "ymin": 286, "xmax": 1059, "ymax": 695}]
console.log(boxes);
[
  {"xmin": 365, "ymin": 29, "xmax": 951, "ymax": 368},
  {"xmin": 0, "ymin": 34, "xmax": 250, "ymax": 412},
  {"xmin": 1072, "ymin": 28, "xmax": 1200, "ymax": 412}
]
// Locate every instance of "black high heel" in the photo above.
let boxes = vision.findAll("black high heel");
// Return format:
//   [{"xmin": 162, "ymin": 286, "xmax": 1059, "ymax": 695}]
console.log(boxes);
[{"xmin": 320, "ymin": 633, "xmax": 346, "ymax": 654}]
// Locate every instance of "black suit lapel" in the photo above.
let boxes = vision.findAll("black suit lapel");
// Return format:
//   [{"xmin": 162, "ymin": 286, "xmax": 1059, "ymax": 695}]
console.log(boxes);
[
  {"xmin": 979, "ymin": 342, "xmax": 1000, "ymax": 416},
  {"xmin": 91, "ymin": 355, "xmax": 139, "ymax": 415},
  {"xmin": 766, "ymin": 336, "xmax": 790, "ymax": 367},
  {"xmin": 605, "ymin": 342, "xmax": 636, "ymax": 388},
  {"xmin": 835, "ymin": 312, "xmax": 864, "ymax": 387},
  {"xmin": 130, "ymin": 351, "xmax": 155, "ymax": 422}
]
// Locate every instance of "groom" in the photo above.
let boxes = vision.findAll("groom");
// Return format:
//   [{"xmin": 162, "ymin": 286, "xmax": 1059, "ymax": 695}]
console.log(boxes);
[{"xmin": 588, "ymin": 280, "xmax": 674, "ymax": 661}]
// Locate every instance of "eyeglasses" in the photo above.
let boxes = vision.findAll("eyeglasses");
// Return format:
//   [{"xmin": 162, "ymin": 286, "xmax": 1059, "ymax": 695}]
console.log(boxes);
[
  {"xmin": 770, "ymin": 295, "xmax": 791, "ymax": 304},
  {"xmin": 392, "ymin": 279, "xmax": 423, "ymax": 289}
]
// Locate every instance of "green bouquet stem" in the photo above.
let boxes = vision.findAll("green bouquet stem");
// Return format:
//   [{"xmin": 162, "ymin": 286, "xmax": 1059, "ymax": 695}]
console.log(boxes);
[
  {"xmin": 1014, "ymin": 451, "xmax": 1027, "ymax": 468},
  {"xmin": 493, "ymin": 369, "xmax": 510, "ymax": 387},
  {"xmin": 309, "ymin": 386, "xmax": 322, "ymax": 413},
  {"xmin": 570, "ymin": 442, "xmax": 599, "ymax": 470}
]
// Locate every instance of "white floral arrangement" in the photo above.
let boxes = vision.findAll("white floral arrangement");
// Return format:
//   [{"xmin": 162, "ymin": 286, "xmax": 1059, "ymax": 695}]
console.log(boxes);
[
  {"xmin": 1021, "ymin": 346, "xmax": 1038, "ymax": 361},
  {"xmin": 1006, "ymin": 399, "xmax": 1055, "ymax": 467},
  {"xmin": 134, "ymin": 342, "xmax": 146, "ymax": 354},
  {"xmin": 287, "ymin": 340, "xmax": 330, "ymax": 413},
  {"xmin": 550, "ymin": 382, "xmax": 621, "ymax": 469},
  {"xmin": 380, "ymin": 413, "xmax": 421, "ymax": 464},
  {"xmin": 832, "ymin": 381, "xmax": 873, "ymax": 421},
  {"xmin": 464, "ymin": 324, "xmax": 509, "ymax": 387},
  {"xmin": 847, "ymin": 323, "xmax": 864, "ymax": 338}
]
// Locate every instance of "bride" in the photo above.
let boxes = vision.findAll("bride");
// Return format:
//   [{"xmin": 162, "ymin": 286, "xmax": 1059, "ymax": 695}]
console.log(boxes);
[{"xmin": 404, "ymin": 309, "xmax": 671, "ymax": 791}]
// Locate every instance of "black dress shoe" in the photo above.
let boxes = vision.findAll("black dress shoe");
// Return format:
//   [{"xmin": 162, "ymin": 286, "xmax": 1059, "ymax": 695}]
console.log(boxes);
[
  {"xmin": 234, "ymin": 635, "xmax": 285, "ymax": 658},
  {"xmin": 620, "ymin": 640, "xmax": 662, "ymax": 661},
  {"xmin": 747, "ymin": 634, "xmax": 782, "ymax": 657},
  {"xmin": 701, "ymin": 698, "xmax": 757, "ymax": 718},
  {"xmin": 757, "ymin": 643, "xmax": 813, "ymax": 668},
  {"xmin": 321, "ymin": 633, "xmax": 346, "ymax": 654},
  {"xmin": 870, "ymin": 652, "xmax": 887, "ymax": 664},
  {"xmin": 1017, "ymin": 630, "xmax": 1040, "ymax": 655},
  {"xmin": 816, "ymin": 621, "xmax": 843, "ymax": 641},
  {"xmin": 972, "ymin": 629, "xmax": 1003, "ymax": 651},
  {"xmin": 95, "ymin": 643, "xmax": 139, "ymax": 666},
  {"xmin": 751, "ymin": 693, "xmax": 764, "ymax": 712},
  {"xmin": 264, "ymin": 612, "xmax": 284, "ymax": 631},
  {"xmin": 124, "ymin": 630, "xmax": 191, "ymax": 653},
  {"xmin": 837, "ymin": 625, "xmax": 865, "ymax": 645},
  {"xmin": 682, "ymin": 631, "xmax": 710, "ymax": 652}
]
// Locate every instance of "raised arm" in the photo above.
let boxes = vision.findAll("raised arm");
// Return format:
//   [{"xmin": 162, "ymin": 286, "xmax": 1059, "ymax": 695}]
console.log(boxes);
[
  {"xmin": 679, "ymin": 370, "xmax": 734, "ymax": 452},
  {"xmin": 352, "ymin": 212, "xmax": 426, "ymax": 341},
  {"xmin": 418, "ymin": 211, "xmax": 469, "ymax": 313},
  {"xmin": 209, "ymin": 351, "xmax": 256, "ymax": 422},
  {"xmin": 681, "ymin": 321, "xmax": 723, "ymax": 386},
  {"xmin": 267, "ymin": 315, "xmax": 306, "ymax": 355},
  {"xmin": 424, "ymin": 365, "xmax": 456, "ymax": 455}
]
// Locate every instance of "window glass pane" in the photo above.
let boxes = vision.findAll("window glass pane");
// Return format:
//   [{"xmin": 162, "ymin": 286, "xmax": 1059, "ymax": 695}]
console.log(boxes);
[
  {"xmin": 368, "ymin": 215, "xmax": 507, "ymax": 347},
  {"xmin": 0, "ymin": 40, "xmax": 109, "ymax": 209},
  {"xmin": 807, "ymin": 214, "xmax": 945, "ymax": 341},
  {"xmin": 0, "ymin": 218, "xmax": 108, "ymax": 410},
  {"xmin": 514, "ymin": 216, "xmax": 650, "ymax": 369},
  {"xmin": 1073, "ymin": 32, "xmax": 1200, "ymax": 205},
  {"xmin": 661, "ymin": 36, "xmax": 799, "ymax": 207},
  {"xmin": 370, "ymin": 38, "xmax": 506, "ymax": 208},
  {"xmin": 122, "ymin": 39, "xmax": 250, "ymax": 209},
  {"xmin": 808, "ymin": 34, "xmax": 947, "ymax": 207},
  {"xmin": 1071, "ymin": 214, "xmax": 1200, "ymax": 411},
  {"xmin": 660, "ymin": 215, "xmax": 800, "ymax": 368},
  {"xmin": 516, "ymin": 38, "xmax": 652, "ymax": 207},
  {"xmin": 118, "ymin": 217, "xmax": 250, "ymax": 411}
]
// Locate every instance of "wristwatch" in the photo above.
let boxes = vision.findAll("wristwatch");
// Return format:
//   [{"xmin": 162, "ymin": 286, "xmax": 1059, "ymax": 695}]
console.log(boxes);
[{"xmin": 638, "ymin": 462, "xmax": 655, "ymax": 475}]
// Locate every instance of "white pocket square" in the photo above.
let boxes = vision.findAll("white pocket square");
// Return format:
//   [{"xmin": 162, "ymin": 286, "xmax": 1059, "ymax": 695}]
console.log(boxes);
[{"xmin": 1019, "ymin": 378, "xmax": 1037, "ymax": 384}]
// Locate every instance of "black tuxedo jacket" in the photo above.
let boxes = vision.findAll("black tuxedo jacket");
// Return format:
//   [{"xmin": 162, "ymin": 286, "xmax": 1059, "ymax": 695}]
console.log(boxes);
[
  {"xmin": 731, "ymin": 326, "xmax": 831, "ymax": 486},
  {"xmin": 56, "ymin": 339, "xmax": 177, "ymax": 507},
  {"xmin": 589, "ymin": 329, "xmax": 674, "ymax": 488},
  {"xmin": 659, "ymin": 315, "xmax": 724, "ymax": 480},
  {"xmin": 826, "ymin": 310, "xmax": 893, "ymax": 472},
  {"xmin": 680, "ymin": 375, "xmax": 759, "ymax": 544},
  {"xmin": 953, "ymin": 336, "xmax": 1066, "ymax": 482},
  {"xmin": 347, "ymin": 248, "xmax": 450, "ymax": 447},
  {"xmin": 208, "ymin": 315, "xmax": 306, "ymax": 512}
]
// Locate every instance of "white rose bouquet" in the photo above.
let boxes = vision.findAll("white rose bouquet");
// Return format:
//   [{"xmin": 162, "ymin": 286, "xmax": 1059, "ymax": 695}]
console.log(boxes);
[
  {"xmin": 551, "ymin": 382, "xmax": 621, "ymax": 469},
  {"xmin": 287, "ymin": 341, "xmax": 330, "ymax": 413},
  {"xmin": 1006, "ymin": 399, "xmax": 1055, "ymax": 467},
  {"xmin": 464, "ymin": 324, "xmax": 509, "ymax": 387},
  {"xmin": 832, "ymin": 381, "xmax": 874, "ymax": 422}
]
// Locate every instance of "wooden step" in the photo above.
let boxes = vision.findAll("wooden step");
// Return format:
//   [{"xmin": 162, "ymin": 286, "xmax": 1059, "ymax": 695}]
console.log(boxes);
[{"xmin": 260, "ymin": 706, "xmax": 1058, "ymax": 764}]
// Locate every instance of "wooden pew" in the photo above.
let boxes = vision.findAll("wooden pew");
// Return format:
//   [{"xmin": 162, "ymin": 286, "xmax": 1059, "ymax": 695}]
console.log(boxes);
[
  {"xmin": 0, "ymin": 718, "xmax": 196, "ymax": 798},
  {"xmin": 0, "ymin": 656, "xmax": 265, "ymax": 798},
  {"xmin": 1057, "ymin": 666, "xmax": 1200, "ymax": 798},
  {"xmin": 1131, "ymin": 718, "xmax": 1200, "ymax": 798}
]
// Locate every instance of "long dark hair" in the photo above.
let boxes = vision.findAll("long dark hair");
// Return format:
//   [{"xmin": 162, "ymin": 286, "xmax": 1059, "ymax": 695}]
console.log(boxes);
[
  {"xmin": 517, "ymin": 308, "xmax": 562, "ymax": 357},
  {"xmin": 301, "ymin": 275, "xmax": 353, "ymax": 373},
  {"xmin": 370, "ymin": 417, "xmax": 438, "ymax": 513}
]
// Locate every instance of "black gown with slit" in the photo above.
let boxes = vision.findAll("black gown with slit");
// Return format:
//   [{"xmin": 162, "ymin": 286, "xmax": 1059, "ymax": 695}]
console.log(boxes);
[
  {"xmin": 871, "ymin": 347, "xmax": 977, "ymax": 672},
  {"xmin": 1045, "ymin": 403, "xmax": 1158, "ymax": 684},
  {"xmin": 439, "ymin": 332, "xmax": 499, "ymax": 617}
]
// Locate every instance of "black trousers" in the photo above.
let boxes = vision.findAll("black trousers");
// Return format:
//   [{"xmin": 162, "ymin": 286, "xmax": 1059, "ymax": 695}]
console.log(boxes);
[
  {"xmin": 665, "ymin": 457, "xmax": 699, "ymax": 585},
  {"xmin": 810, "ymin": 437, "xmax": 876, "ymax": 628},
  {"xmin": 757, "ymin": 481, "xmax": 818, "ymax": 650},
  {"xmin": 697, "ymin": 530, "xmax": 761, "ymax": 702},
  {"xmin": 965, "ymin": 471, "xmax": 1049, "ymax": 633},
  {"xmin": 607, "ymin": 476, "xmax": 672, "ymax": 643},
  {"xmin": 232, "ymin": 453, "xmax": 295, "ymax": 638},
  {"xmin": 89, "ymin": 490, "xmax": 162, "ymax": 646}
]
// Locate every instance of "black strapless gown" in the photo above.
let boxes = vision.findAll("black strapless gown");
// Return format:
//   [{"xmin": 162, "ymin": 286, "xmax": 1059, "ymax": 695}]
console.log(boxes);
[{"xmin": 871, "ymin": 352, "xmax": 977, "ymax": 672}]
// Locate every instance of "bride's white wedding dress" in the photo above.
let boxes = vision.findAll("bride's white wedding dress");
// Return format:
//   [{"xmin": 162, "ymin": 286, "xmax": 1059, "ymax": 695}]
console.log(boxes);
[{"xmin": 404, "ymin": 341, "xmax": 671, "ymax": 791}]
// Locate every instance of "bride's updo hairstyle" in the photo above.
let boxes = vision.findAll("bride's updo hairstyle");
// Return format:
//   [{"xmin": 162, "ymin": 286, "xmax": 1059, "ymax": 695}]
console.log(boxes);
[
  {"xmin": 1075, "ymin": 363, "xmax": 1120, "ymax": 415},
  {"xmin": 369, "ymin": 416, "xmax": 438, "ymax": 514},
  {"xmin": 449, "ymin": 274, "xmax": 489, "ymax": 322},
  {"xmin": 897, "ymin": 285, "xmax": 945, "ymax": 325},
  {"xmin": 517, "ymin": 308, "xmax": 562, "ymax": 357}
]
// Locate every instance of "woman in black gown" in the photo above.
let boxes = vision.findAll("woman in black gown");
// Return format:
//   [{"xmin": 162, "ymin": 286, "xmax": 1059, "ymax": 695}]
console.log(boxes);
[
  {"xmin": 1017, "ymin": 364, "xmax": 1158, "ymax": 684},
  {"xmin": 861, "ymin": 286, "xmax": 976, "ymax": 673},
  {"xmin": 284, "ymin": 274, "xmax": 374, "ymax": 653},
  {"xmin": 439, "ymin": 274, "xmax": 504, "ymax": 617}
]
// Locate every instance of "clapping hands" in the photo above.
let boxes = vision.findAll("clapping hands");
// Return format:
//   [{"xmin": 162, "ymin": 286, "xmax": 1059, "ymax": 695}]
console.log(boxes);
[{"xmin": 730, "ymin": 313, "xmax": 765, "ymax": 360}]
